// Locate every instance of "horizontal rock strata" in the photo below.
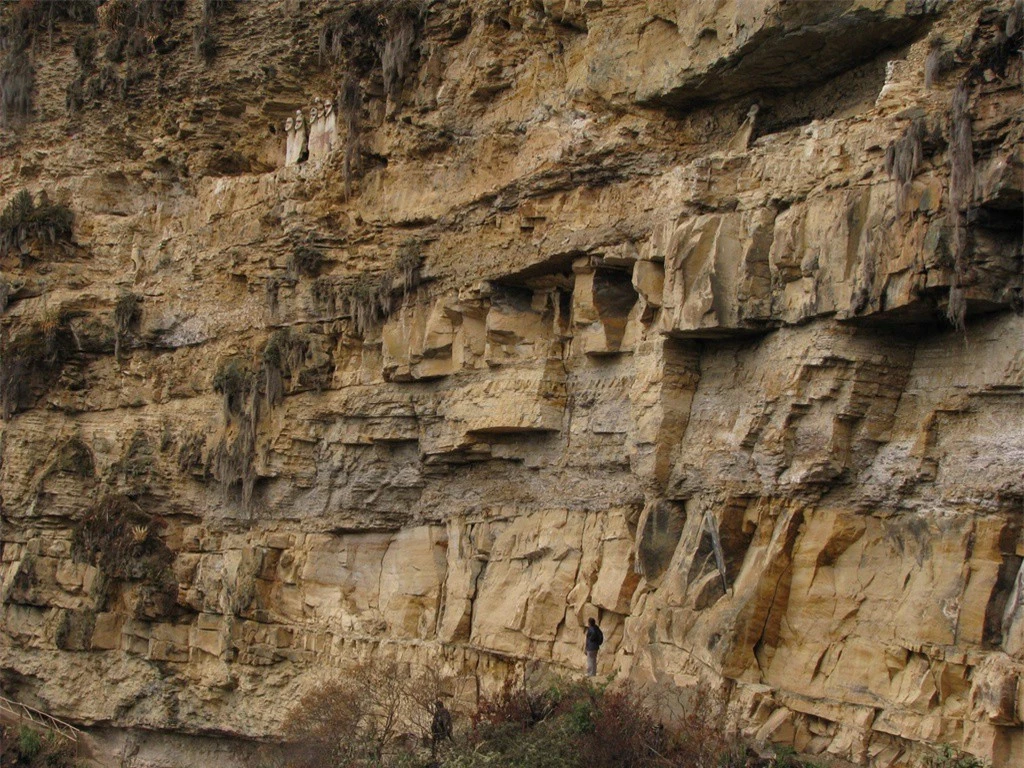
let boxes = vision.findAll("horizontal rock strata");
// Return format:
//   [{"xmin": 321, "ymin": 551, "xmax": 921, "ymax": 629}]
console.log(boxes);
[{"xmin": 0, "ymin": 1, "xmax": 1021, "ymax": 766}]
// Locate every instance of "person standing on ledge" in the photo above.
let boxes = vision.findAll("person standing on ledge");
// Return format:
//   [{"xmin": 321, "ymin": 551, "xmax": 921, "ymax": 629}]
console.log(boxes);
[{"xmin": 584, "ymin": 617, "xmax": 603, "ymax": 676}]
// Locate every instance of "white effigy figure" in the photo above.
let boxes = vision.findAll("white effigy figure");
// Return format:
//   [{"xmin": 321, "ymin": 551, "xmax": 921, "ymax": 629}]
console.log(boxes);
[
  {"xmin": 321, "ymin": 97, "xmax": 337, "ymax": 155},
  {"xmin": 284, "ymin": 117, "xmax": 296, "ymax": 165},
  {"xmin": 727, "ymin": 103, "xmax": 759, "ymax": 153},
  {"xmin": 285, "ymin": 109, "xmax": 307, "ymax": 166},
  {"xmin": 308, "ymin": 98, "xmax": 329, "ymax": 162}
]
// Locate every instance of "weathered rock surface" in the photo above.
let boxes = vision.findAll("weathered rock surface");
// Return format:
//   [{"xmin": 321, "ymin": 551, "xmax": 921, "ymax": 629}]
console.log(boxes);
[{"xmin": 0, "ymin": 1, "xmax": 1021, "ymax": 766}]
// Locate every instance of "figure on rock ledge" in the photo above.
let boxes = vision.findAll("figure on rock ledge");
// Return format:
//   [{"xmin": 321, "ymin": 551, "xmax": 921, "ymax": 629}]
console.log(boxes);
[{"xmin": 285, "ymin": 109, "xmax": 307, "ymax": 166}]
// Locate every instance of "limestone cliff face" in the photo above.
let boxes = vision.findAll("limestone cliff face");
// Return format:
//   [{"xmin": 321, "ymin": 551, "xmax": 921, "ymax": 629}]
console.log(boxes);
[{"xmin": 0, "ymin": 1, "xmax": 1022, "ymax": 766}]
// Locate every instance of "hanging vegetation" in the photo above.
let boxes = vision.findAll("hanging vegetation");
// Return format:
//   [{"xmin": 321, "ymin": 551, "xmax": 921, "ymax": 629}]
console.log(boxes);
[
  {"xmin": 884, "ymin": 119, "xmax": 925, "ymax": 211},
  {"xmin": 318, "ymin": 0, "xmax": 427, "ymax": 194},
  {"xmin": 0, "ymin": 189, "xmax": 74, "ymax": 261},
  {"xmin": 113, "ymin": 290, "xmax": 141, "ymax": 362},
  {"xmin": 0, "ymin": 0, "xmax": 100, "ymax": 125},
  {"xmin": 311, "ymin": 241, "xmax": 424, "ymax": 336},
  {"xmin": 0, "ymin": 309, "xmax": 77, "ymax": 419}
]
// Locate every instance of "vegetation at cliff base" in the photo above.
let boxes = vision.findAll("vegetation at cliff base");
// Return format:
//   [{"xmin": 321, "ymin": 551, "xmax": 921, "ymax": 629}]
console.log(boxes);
[
  {"xmin": 0, "ymin": 724, "xmax": 76, "ymax": 768},
  {"xmin": 278, "ymin": 664, "xmax": 827, "ymax": 768}
]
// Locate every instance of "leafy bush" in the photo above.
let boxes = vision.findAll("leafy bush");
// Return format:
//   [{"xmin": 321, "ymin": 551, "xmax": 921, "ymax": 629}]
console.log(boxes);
[
  {"xmin": 284, "ymin": 658, "xmax": 448, "ymax": 768},
  {"xmin": 17, "ymin": 726, "xmax": 41, "ymax": 759},
  {"xmin": 0, "ymin": 189, "xmax": 74, "ymax": 260},
  {"xmin": 0, "ymin": 723, "xmax": 78, "ymax": 768},
  {"xmin": 926, "ymin": 744, "xmax": 991, "ymax": 768}
]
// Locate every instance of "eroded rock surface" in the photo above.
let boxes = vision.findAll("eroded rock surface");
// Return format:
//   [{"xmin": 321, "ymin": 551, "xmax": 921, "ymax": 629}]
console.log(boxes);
[{"xmin": 0, "ymin": 1, "xmax": 1021, "ymax": 766}]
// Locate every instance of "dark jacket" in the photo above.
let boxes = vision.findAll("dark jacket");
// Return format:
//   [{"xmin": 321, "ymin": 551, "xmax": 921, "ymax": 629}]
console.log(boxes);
[{"xmin": 585, "ymin": 624, "xmax": 603, "ymax": 652}]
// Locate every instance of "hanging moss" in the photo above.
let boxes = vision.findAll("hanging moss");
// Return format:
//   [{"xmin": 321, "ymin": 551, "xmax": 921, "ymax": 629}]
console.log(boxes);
[
  {"xmin": 53, "ymin": 436, "xmax": 95, "ymax": 477},
  {"xmin": 0, "ymin": 0, "xmax": 100, "ymax": 125},
  {"xmin": 320, "ymin": 1, "xmax": 427, "ymax": 195},
  {"xmin": 0, "ymin": 46, "xmax": 33, "ymax": 126},
  {"xmin": 212, "ymin": 355, "xmax": 260, "ymax": 420},
  {"xmin": 884, "ymin": 119, "xmax": 925, "ymax": 211},
  {"xmin": 191, "ymin": 0, "xmax": 236, "ymax": 65},
  {"xmin": 923, "ymin": 35, "xmax": 954, "ymax": 90},
  {"xmin": 110, "ymin": 428, "xmax": 155, "ymax": 494},
  {"xmin": 290, "ymin": 242, "xmax": 325, "ymax": 278},
  {"xmin": 339, "ymin": 74, "xmax": 362, "ymax": 197},
  {"xmin": 113, "ymin": 290, "xmax": 141, "ymax": 362},
  {"xmin": 177, "ymin": 431, "xmax": 207, "ymax": 475},
  {"xmin": 102, "ymin": 0, "xmax": 185, "ymax": 62},
  {"xmin": 211, "ymin": 402, "xmax": 258, "ymax": 513},
  {"xmin": 310, "ymin": 242, "xmax": 424, "ymax": 336},
  {"xmin": 210, "ymin": 354, "xmax": 264, "ymax": 512},
  {"xmin": 946, "ymin": 79, "xmax": 974, "ymax": 331},
  {"xmin": 0, "ymin": 309, "xmax": 77, "ymax": 419}
]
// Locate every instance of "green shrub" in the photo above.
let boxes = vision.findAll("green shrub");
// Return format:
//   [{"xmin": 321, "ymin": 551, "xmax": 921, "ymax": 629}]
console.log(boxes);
[
  {"xmin": 1, "ymin": 723, "xmax": 78, "ymax": 768},
  {"xmin": 282, "ymin": 668, "xmax": 823, "ymax": 768},
  {"xmin": 926, "ymin": 744, "xmax": 991, "ymax": 768},
  {"xmin": 17, "ymin": 725, "xmax": 42, "ymax": 759},
  {"xmin": 0, "ymin": 189, "xmax": 74, "ymax": 260}
]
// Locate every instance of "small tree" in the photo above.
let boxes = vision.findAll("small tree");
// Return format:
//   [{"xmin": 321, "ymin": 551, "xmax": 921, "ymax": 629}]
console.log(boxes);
[{"xmin": 283, "ymin": 658, "xmax": 449, "ymax": 767}]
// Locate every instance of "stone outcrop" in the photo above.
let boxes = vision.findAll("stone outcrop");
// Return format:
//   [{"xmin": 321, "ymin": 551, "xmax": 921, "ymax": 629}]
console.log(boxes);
[{"xmin": 0, "ymin": 1, "xmax": 1022, "ymax": 766}]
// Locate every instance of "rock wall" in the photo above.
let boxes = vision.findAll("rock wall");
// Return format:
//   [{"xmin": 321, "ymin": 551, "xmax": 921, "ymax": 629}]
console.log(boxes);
[{"xmin": 0, "ymin": 1, "xmax": 1022, "ymax": 766}]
